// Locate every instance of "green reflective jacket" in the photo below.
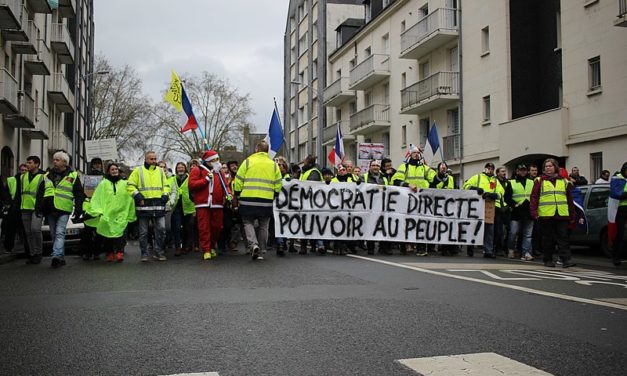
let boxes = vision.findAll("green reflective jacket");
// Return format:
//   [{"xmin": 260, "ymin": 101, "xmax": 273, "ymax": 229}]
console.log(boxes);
[{"xmin": 88, "ymin": 178, "xmax": 136, "ymax": 238}]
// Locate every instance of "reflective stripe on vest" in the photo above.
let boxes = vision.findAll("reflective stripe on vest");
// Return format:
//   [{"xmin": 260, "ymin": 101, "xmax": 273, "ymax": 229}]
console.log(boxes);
[
  {"xmin": 239, "ymin": 153, "xmax": 280, "ymax": 201},
  {"xmin": 20, "ymin": 173, "xmax": 43, "ymax": 210},
  {"xmin": 362, "ymin": 173, "xmax": 387, "ymax": 186},
  {"xmin": 538, "ymin": 178, "xmax": 569, "ymax": 217},
  {"xmin": 510, "ymin": 179, "xmax": 533, "ymax": 205},
  {"xmin": 138, "ymin": 166, "xmax": 165, "ymax": 194},
  {"xmin": 44, "ymin": 171, "xmax": 77, "ymax": 212},
  {"xmin": 436, "ymin": 176, "xmax": 454, "ymax": 189}
]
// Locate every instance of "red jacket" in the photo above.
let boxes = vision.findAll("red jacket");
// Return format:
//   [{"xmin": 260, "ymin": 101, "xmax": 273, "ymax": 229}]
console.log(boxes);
[{"xmin": 188, "ymin": 165, "xmax": 230, "ymax": 208}]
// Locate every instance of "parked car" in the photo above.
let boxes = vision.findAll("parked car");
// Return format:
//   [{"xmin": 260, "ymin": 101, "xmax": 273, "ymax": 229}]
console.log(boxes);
[
  {"xmin": 569, "ymin": 184, "xmax": 625, "ymax": 257},
  {"xmin": 41, "ymin": 213, "xmax": 84, "ymax": 255}
]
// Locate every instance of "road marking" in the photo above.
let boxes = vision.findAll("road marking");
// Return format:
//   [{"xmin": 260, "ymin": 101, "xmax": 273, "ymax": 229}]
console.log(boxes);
[
  {"xmin": 347, "ymin": 255, "xmax": 627, "ymax": 311},
  {"xmin": 447, "ymin": 269, "xmax": 539, "ymax": 280},
  {"xmin": 160, "ymin": 373, "xmax": 219, "ymax": 376},
  {"xmin": 398, "ymin": 352, "xmax": 553, "ymax": 375}
]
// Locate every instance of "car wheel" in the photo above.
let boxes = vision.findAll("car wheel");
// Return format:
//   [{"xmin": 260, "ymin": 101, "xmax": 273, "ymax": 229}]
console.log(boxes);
[{"xmin": 600, "ymin": 229, "xmax": 612, "ymax": 258}]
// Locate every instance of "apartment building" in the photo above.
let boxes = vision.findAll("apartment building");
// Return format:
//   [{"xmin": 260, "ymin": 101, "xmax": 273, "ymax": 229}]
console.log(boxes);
[
  {"xmin": 0, "ymin": 0, "xmax": 94, "ymax": 178},
  {"xmin": 291, "ymin": 0, "xmax": 626, "ymax": 181},
  {"xmin": 284, "ymin": 0, "xmax": 363, "ymax": 163}
]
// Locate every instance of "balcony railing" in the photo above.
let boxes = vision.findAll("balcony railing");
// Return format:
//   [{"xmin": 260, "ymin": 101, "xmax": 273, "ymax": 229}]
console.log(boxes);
[
  {"xmin": 11, "ymin": 20, "xmax": 38, "ymax": 54},
  {"xmin": 443, "ymin": 134, "xmax": 461, "ymax": 161},
  {"xmin": 22, "ymin": 106, "xmax": 49, "ymax": 139},
  {"xmin": 24, "ymin": 39, "xmax": 51, "ymax": 75},
  {"xmin": 349, "ymin": 54, "xmax": 390, "ymax": 89},
  {"xmin": 401, "ymin": 8, "xmax": 458, "ymax": 56},
  {"xmin": 50, "ymin": 22, "xmax": 74, "ymax": 64},
  {"xmin": 0, "ymin": 67, "xmax": 18, "ymax": 113},
  {"xmin": 48, "ymin": 72, "xmax": 74, "ymax": 112},
  {"xmin": 323, "ymin": 77, "xmax": 354, "ymax": 106},
  {"xmin": 350, "ymin": 104, "xmax": 390, "ymax": 132},
  {"xmin": 401, "ymin": 71, "xmax": 459, "ymax": 110}
]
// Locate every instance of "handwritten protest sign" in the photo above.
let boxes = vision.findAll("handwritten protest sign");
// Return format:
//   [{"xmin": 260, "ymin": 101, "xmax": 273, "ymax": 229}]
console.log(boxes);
[{"xmin": 274, "ymin": 181, "xmax": 485, "ymax": 245}]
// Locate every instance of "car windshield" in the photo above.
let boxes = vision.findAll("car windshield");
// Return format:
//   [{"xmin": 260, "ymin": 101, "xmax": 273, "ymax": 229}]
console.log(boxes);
[{"xmin": 587, "ymin": 186, "xmax": 610, "ymax": 209}]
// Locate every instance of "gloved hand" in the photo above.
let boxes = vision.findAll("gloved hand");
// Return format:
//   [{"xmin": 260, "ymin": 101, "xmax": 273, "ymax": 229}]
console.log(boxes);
[
  {"xmin": 161, "ymin": 194, "xmax": 169, "ymax": 204},
  {"xmin": 134, "ymin": 193, "xmax": 145, "ymax": 205},
  {"xmin": 483, "ymin": 192, "xmax": 499, "ymax": 200},
  {"xmin": 476, "ymin": 188, "xmax": 485, "ymax": 195},
  {"xmin": 225, "ymin": 194, "xmax": 233, "ymax": 202}
]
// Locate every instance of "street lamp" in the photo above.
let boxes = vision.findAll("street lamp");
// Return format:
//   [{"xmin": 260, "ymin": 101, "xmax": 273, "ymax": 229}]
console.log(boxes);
[
  {"xmin": 75, "ymin": 70, "xmax": 109, "ymax": 171},
  {"xmin": 290, "ymin": 80, "xmax": 323, "ymax": 162}
]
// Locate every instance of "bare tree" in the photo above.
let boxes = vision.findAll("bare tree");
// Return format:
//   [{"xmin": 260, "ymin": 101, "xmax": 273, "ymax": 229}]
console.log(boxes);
[
  {"xmin": 152, "ymin": 72, "xmax": 253, "ymax": 160},
  {"xmin": 91, "ymin": 55, "xmax": 154, "ymax": 159}
]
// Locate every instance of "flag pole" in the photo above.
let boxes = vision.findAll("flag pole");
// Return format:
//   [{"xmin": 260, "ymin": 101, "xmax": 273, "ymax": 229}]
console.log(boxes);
[{"xmin": 273, "ymin": 97, "xmax": 290, "ymax": 162}]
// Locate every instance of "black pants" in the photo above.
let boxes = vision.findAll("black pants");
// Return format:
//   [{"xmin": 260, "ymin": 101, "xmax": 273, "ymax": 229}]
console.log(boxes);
[
  {"xmin": 540, "ymin": 219, "xmax": 571, "ymax": 263},
  {"xmin": 103, "ymin": 236, "xmax": 125, "ymax": 254},
  {"xmin": 612, "ymin": 206, "xmax": 627, "ymax": 261},
  {"xmin": 2, "ymin": 207, "xmax": 27, "ymax": 253},
  {"xmin": 81, "ymin": 226, "xmax": 103, "ymax": 257},
  {"xmin": 218, "ymin": 207, "xmax": 234, "ymax": 251}
]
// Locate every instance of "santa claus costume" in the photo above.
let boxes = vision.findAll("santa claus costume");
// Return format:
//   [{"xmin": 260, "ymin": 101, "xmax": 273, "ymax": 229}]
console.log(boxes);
[{"xmin": 188, "ymin": 150, "xmax": 231, "ymax": 260}]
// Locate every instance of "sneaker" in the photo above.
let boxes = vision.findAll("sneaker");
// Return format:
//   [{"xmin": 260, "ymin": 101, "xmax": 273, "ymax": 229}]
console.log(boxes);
[
  {"xmin": 252, "ymin": 245, "xmax": 260, "ymax": 260},
  {"xmin": 521, "ymin": 254, "xmax": 534, "ymax": 261},
  {"xmin": 556, "ymin": 259, "xmax": 563, "ymax": 266},
  {"xmin": 140, "ymin": 256, "xmax": 149, "ymax": 262},
  {"xmin": 157, "ymin": 255, "xmax": 167, "ymax": 261},
  {"xmin": 508, "ymin": 249, "xmax": 516, "ymax": 259},
  {"xmin": 116, "ymin": 252, "xmax": 124, "ymax": 262},
  {"xmin": 203, "ymin": 251, "xmax": 212, "ymax": 260},
  {"xmin": 416, "ymin": 251, "xmax": 428, "ymax": 257},
  {"xmin": 51, "ymin": 257, "xmax": 66, "ymax": 268},
  {"xmin": 106, "ymin": 252, "xmax": 115, "ymax": 262}
]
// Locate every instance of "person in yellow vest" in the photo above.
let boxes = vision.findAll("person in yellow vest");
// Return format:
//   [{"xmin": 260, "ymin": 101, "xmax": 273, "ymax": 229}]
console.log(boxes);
[
  {"xmin": 158, "ymin": 161, "xmax": 177, "ymax": 252},
  {"xmin": 172, "ymin": 162, "xmax": 195, "ymax": 256},
  {"xmin": 505, "ymin": 164, "xmax": 535, "ymax": 261},
  {"xmin": 494, "ymin": 166, "xmax": 510, "ymax": 257},
  {"xmin": 529, "ymin": 158, "xmax": 576, "ymax": 268},
  {"xmin": 610, "ymin": 162, "xmax": 627, "ymax": 266},
  {"xmin": 234, "ymin": 141, "xmax": 282, "ymax": 260},
  {"xmin": 36, "ymin": 151, "xmax": 85, "ymax": 268},
  {"xmin": 2, "ymin": 164, "xmax": 27, "ymax": 254},
  {"xmin": 80, "ymin": 158, "xmax": 105, "ymax": 261},
  {"xmin": 87, "ymin": 163, "xmax": 136, "ymax": 262},
  {"xmin": 363, "ymin": 159, "xmax": 392, "ymax": 256},
  {"xmin": 299, "ymin": 154, "xmax": 326, "ymax": 255},
  {"xmin": 225, "ymin": 160, "xmax": 243, "ymax": 252},
  {"xmin": 430, "ymin": 162, "xmax": 459, "ymax": 256},
  {"xmin": 463, "ymin": 162, "xmax": 499, "ymax": 258},
  {"xmin": 13, "ymin": 157, "xmax": 45, "ymax": 264},
  {"xmin": 127, "ymin": 151, "xmax": 171, "ymax": 262},
  {"xmin": 392, "ymin": 145, "xmax": 436, "ymax": 256}
]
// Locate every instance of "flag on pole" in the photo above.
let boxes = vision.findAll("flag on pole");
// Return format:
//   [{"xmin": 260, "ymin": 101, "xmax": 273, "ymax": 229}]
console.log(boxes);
[
  {"xmin": 422, "ymin": 122, "xmax": 442, "ymax": 165},
  {"xmin": 164, "ymin": 70, "xmax": 183, "ymax": 112},
  {"xmin": 608, "ymin": 174, "xmax": 627, "ymax": 245},
  {"xmin": 180, "ymin": 87, "xmax": 199, "ymax": 133},
  {"xmin": 328, "ymin": 122, "xmax": 345, "ymax": 169},
  {"xmin": 266, "ymin": 107, "xmax": 284, "ymax": 159}
]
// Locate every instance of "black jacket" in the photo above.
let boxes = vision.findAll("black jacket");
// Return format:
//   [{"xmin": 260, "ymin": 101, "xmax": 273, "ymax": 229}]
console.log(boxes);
[{"xmin": 504, "ymin": 175, "xmax": 533, "ymax": 220}]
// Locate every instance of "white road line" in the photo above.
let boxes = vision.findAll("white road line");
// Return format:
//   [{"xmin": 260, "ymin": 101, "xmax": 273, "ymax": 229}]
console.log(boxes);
[
  {"xmin": 347, "ymin": 255, "xmax": 627, "ymax": 311},
  {"xmin": 398, "ymin": 352, "xmax": 553, "ymax": 375}
]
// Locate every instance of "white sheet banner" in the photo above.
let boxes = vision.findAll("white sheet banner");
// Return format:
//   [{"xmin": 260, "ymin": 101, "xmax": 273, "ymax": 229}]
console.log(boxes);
[{"xmin": 274, "ymin": 180, "xmax": 485, "ymax": 245}]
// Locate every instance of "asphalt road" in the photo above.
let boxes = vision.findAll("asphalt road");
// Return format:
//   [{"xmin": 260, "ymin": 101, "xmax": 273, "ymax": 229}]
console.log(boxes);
[{"xmin": 1, "ymin": 243, "xmax": 626, "ymax": 376}]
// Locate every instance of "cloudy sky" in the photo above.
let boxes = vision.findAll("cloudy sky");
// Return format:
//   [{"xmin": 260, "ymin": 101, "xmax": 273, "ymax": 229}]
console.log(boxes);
[{"xmin": 94, "ymin": 0, "xmax": 288, "ymax": 132}]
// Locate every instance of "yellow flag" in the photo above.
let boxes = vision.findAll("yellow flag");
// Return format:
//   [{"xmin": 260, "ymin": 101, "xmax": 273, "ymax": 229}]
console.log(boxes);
[{"xmin": 164, "ymin": 70, "xmax": 182, "ymax": 112}]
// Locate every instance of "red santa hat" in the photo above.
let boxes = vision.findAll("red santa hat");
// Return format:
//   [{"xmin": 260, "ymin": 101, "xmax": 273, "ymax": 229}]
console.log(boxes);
[{"xmin": 201, "ymin": 150, "xmax": 220, "ymax": 162}]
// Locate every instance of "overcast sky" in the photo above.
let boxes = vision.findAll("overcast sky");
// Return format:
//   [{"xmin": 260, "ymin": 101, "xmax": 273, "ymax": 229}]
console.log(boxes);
[{"xmin": 94, "ymin": 0, "xmax": 288, "ymax": 133}]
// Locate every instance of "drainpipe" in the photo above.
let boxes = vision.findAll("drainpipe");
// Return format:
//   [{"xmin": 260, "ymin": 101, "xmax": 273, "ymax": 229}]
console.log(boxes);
[{"xmin": 458, "ymin": 0, "xmax": 465, "ymax": 182}]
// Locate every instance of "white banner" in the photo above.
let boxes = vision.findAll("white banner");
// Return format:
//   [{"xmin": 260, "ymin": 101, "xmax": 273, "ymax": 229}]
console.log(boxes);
[
  {"xmin": 85, "ymin": 138, "xmax": 118, "ymax": 161},
  {"xmin": 274, "ymin": 181, "xmax": 485, "ymax": 245}
]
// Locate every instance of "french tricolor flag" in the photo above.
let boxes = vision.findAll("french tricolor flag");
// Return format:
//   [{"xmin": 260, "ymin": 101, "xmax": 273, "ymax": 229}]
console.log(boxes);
[
  {"xmin": 608, "ymin": 174, "xmax": 627, "ymax": 246},
  {"xmin": 328, "ymin": 122, "xmax": 345, "ymax": 169}
]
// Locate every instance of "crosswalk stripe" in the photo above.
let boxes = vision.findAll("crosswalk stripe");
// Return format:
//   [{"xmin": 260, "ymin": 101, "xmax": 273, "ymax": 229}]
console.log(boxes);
[
  {"xmin": 398, "ymin": 352, "xmax": 553, "ymax": 375},
  {"xmin": 347, "ymin": 254, "xmax": 627, "ymax": 311}
]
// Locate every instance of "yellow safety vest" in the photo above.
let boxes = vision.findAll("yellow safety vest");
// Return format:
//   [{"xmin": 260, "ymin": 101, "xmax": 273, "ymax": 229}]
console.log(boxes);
[
  {"xmin": 7, "ymin": 176, "xmax": 17, "ymax": 200},
  {"xmin": 234, "ymin": 152, "xmax": 282, "ymax": 202},
  {"xmin": 436, "ymin": 176, "xmax": 454, "ymax": 189},
  {"xmin": 127, "ymin": 165, "xmax": 170, "ymax": 199},
  {"xmin": 537, "ymin": 178, "xmax": 569, "ymax": 217},
  {"xmin": 300, "ymin": 167, "xmax": 322, "ymax": 182},
  {"xmin": 20, "ymin": 173, "xmax": 44, "ymax": 210},
  {"xmin": 392, "ymin": 162, "xmax": 434, "ymax": 189},
  {"xmin": 175, "ymin": 175, "xmax": 196, "ymax": 215},
  {"xmin": 44, "ymin": 171, "xmax": 78, "ymax": 213},
  {"xmin": 362, "ymin": 173, "xmax": 388, "ymax": 186},
  {"xmin": 510, "ymin": 178, "xmax": 533, "ymax": 205}
]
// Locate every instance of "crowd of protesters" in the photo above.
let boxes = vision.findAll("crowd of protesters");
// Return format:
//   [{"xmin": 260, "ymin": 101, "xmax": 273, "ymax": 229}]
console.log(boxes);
[{"xmin": 0, "ymin": 142, "xmax": 625, "ymax": 268}]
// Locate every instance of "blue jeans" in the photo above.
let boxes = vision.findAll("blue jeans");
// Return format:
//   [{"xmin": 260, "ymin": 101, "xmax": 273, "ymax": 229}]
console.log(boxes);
[
  {"xmin": 483, "ymin": 223, "xmax": 495, "ymax": 256},
  {"xmin": 139, "ymin": 216, "xmax": 166, "ymax": 257},
  {"xmin": 48, "ymin": 213, "xmax": 70, "ymax": 259},
  {"xmin": 508, "ymin": 219, "xmax": 533, "ymax": 255}
]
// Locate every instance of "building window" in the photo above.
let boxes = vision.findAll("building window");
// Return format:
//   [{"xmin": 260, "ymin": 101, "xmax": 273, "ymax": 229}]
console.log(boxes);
[
  {"xmin": 382, "ymin": 132, "xmax": 390, "ymax": 154},
  {"xmin": 365, "ymin": 1, "xmax": 372, "ymax": 22},
  {"xmin": 298, "ymin": 5, "xmax": 305, "ymax": 21},
  {"xmin": 364, "ymin": 47, "xmax": 371, "ymax": 57},
  {"xmin": 420, "ymin": 61, "xmax": 430, "ymax": 79},
  {"xmin": 481, "ymin": 26, "xmax": 490, "ymax": 55},
  {"xmin": 590, "ymin": 152, "xmax": 602, "ymax": 180},
  {"xmin": 383, "ymin": 83, "xmax": 390, "ymax": 105},
  {"xmin": 401, "ymin": 20, "xmax": 406, "ymax": 33},
  {"xmin": 419, "ymin": 118, "xmax": 430, "ymax": 147},
  {"xmin": 419, "ymin": 4, "xmax": 428, "ymax": 17},
  {"xmin": 482, "ymin": 95, "xmax": 491, "ymax": 123},
  {"xmin": 401, "ymin": 72, "xmax": 406, "ymax": 89},
  {"xmin": 588, "ymin": 56, "xmax": 601, "ymax": 91},
  {"xmin": 312, "ymin": 60, "xmax": 318, "ymax": 80},
  {"xmin": 336, "ymin": 69, "xmax": 342, "ymax": 80},
  {"xmin": 382, "ymin": 33, "xmax": 390, "ymax": 55},
  {"xmin": 401, "ymin": 125, "xmax": 407, "ymax": 147},
  {"xmin": 335, "ymin": 108, "xmax": 342, "ymax": 122},
  {"xmin": 290, "ymin": 16, "xmax": 296, "ymax": 32},
  {"xmin": 299, "ymin": 32, "xmax": 308, "ymax": 55},
  {"xmin": 447, "ymin": 108, "xmax": 459, "ymax": 134}
]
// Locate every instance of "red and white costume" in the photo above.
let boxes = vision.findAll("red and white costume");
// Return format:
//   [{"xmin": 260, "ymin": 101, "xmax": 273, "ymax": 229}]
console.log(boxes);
[{"xmin": 188, "ymin": 150, "xmax": 230, "ymax": 252}]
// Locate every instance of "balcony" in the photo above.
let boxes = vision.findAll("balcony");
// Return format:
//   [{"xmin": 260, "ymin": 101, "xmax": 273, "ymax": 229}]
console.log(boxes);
[
  {"xmin": 443, "ymin": 134, "xmax": 461, "ymax": 161},
  {"xmin": 49, "ymin": 131, "xmax": 71, "ymax": 153},
  {"xmin": 1, "ymin": 4, "xmax": 29, "ymax": 41},
  {"xmin": 26, "ymin": 0, "xmax": 52, "ymax": 14},
  {"xmin": 400, "ymin": 71, "xmax": 459, "ymax": 114},
  {"xmin": 349, "ymin": 104, "xmax": 390, "ymax": 135},
  {"xmin": 3, "ymin": 92, "xmax": 36, "ymax": 128},
  {"xmin": 323, "ymin": 77, "xmax": 355, "ymax": 107},
  {"xmin": 23, "ymin": 107, "xmax": 49, "ymax": 139},
  {"xmin": 11, "ymin": 20, "xmax": 38, "ymax": 54},
  {"xmin": 50, "ymin": 23, "xmax": 74, "ymax": 64},
  {"xmin": 47, "ymin": 73, "xmax": 75, "ymax": 112},
  {"xmin": 0, "ymin": 68, "xmax": 18, "ymax": 114},
  {"xmin": 322, "ymin": 121, "xmax": 355, "ymax": 145},
  {"xmin": 24, "ymin": 39, "xmax": 51, "ymax": 75},
  {"xmin": 615, "ymin": 0, "xmax": 627, "ymax": 26},
  {"xmin": 0, "ymin": 0, "xmax": 20, "ymax": 30},
  {"xmin": 400, "ymin": 8, "xmax": 459, "ymax": 60},
  {"xmin": 59, "ymin": 0, "xmax": 75, "ymax": 18},
  {"xmin": 349, "ymin": 54, "xmax": 390, "ymax": 91}
]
